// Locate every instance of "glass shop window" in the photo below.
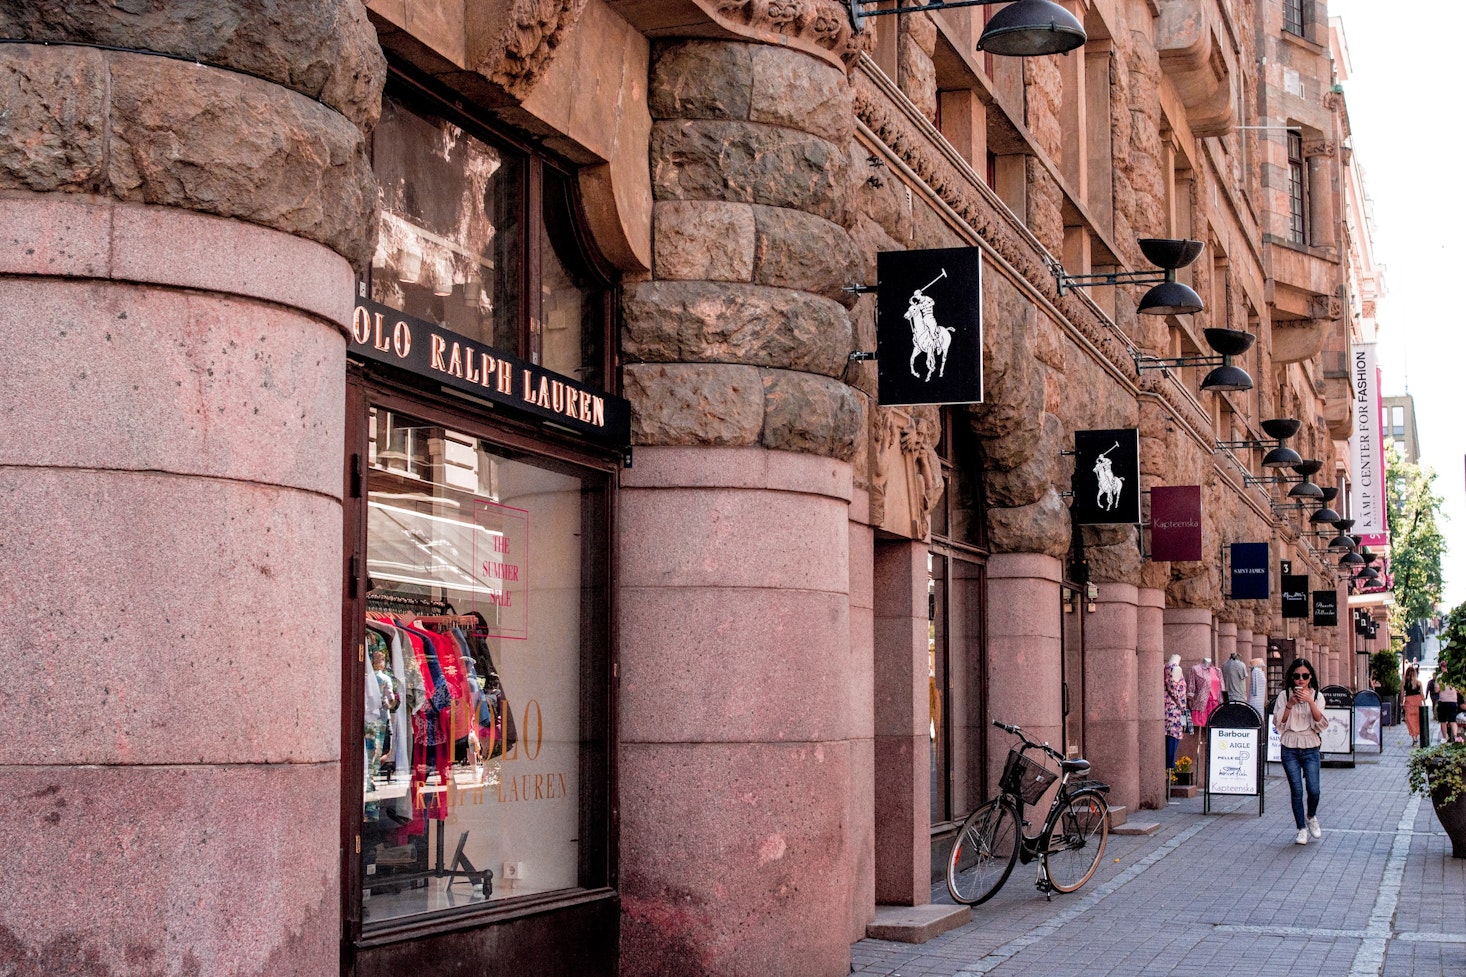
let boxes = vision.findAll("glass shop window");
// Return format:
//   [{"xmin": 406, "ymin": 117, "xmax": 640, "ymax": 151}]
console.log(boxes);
[
  {"xmin": 369, "ymin": 91, "xmax": 608, "ymax": 388},
  {"xmin": 360, "ymin": 406, "xmax": 608, "ymax": 925}
]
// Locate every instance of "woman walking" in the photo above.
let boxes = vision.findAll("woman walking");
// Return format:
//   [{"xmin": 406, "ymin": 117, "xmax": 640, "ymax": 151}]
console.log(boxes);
[
  {"xmin": 1402, "ymin": 665, "xmax": 1424, "ymax": 746},
  {"xmin": 1438, "ymin": 681, "xmax": 1461, "ymax": 744},
  {"xmin": 1272, "ymin": 657, "xmax": 1329, "ymax": 845}
]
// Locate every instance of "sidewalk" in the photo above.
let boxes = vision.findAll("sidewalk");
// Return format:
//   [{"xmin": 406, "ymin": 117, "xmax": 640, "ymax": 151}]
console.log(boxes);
[{"xmin": 852, "ymin": 723, "xmax": 1466, "ymax": 977}]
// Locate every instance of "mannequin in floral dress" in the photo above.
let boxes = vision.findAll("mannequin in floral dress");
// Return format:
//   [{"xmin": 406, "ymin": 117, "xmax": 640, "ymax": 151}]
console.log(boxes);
[{"xmin": 1165, "ymin": 654, "xmax": 1188, "ymax": 771}]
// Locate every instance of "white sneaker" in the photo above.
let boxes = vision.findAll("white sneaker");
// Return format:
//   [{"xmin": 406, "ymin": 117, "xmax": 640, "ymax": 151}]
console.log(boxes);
[
  {"xmin": 1307, "ymin": 817, "xmax": 1322, "ymax": 839},
  {"xmin": 1295, "ymin": 828, "xmax": 1309, "ymax": 845}
]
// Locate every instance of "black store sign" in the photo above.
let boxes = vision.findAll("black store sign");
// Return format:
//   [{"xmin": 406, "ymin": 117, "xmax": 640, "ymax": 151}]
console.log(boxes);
[
  {"xmin": 1071, "ymin": 428, "xmax": 1141, "ymax": 525},
  {"xmin": 1281, "ymin": 574, "xmax": 1310, "ymax": 619},
  {"xmin": 1230, "ymin": 543, "xmax": 1270, "ymax": 599},
  {"xmin": 1313, "ymin": 590, "xmax": 1339, "ymax": 626},
  {"xmin": 350, "ymin": 298, "xmax": 631, "ymax": 450},
  {"xmin": 875, "ymin": 247, "xmax": 984, "ymax": 406}
]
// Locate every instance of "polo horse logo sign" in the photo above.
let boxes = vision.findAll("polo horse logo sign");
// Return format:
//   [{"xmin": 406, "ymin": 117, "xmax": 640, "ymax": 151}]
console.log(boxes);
[
  {"xmin": 1072, "ymin": 429, "xmax": 1140, "ymax": 525},
  {"xmin": 875, "ymin": 247, "xmax": 983, "ymax": 407}
]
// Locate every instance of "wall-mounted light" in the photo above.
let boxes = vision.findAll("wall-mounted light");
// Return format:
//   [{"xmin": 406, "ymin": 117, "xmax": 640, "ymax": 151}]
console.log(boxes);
[
  {"xmin": 845, "ymin": 0, "xmax": 1087, "ymax": 56},
  {"xmin": 1218, "ymin": 417, "xmax": 1303, "ymax": 468},
  {"xmin": 1057, "ymin": 238, "xmax": 1205, "ymax": 314}
]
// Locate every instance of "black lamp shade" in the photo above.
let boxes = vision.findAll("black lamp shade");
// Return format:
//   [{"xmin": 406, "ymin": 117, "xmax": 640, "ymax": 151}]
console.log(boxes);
[
  {"xmin": 1203, "ymin": 328, "xmax": 1257, "ymax": 356},
  {"xmin": 1339, "ymin": 551, "xmax": 1365, "ymax": 567},
  {"xmin": 1319, "ymin": 486, "xmax": 1339, "ymax": 503},
  {"xmin": 1261, "ymin": 445, "xmax": 1303, "ymax": 468},
  {"xmin": 1260, "ymin": 418, "xmax": 1301, "ymax": 440},
  {"xmin": 1335, "ymin": 518, "xmax": 1355, "ymax": 531},
  {"xmin": 1327, "ymin": 532, "xmax": 1353, "ymax": 551},
  {"xmin": 1138, "ymin": 238, "xmax": 1205, "ymax": 270},
  {"xmin": 1292, "ymin": 459, "xmax": 1323, "ymax": 477},
  {"xmin": 1310, "ymin": 506, "xmax": 1341, "ymax": 524},
  {"xmin": 1359, "ymin": 566, "xmax": 1381, "ymax": 581},
  {"xmin": 1288, "ymin": 479, "xmax": 1324, "ymax": 499},
  {"xmin": 977, "ymin": 0, "xmax": 1087, "ymax": 56},
  {"xmin": 1138, "ymin": 280, "xmax": 1204, "ymax": 315},
  {"xmin": 1200, "ymin": 363, "xmax": 1253, "ymax": 392}
]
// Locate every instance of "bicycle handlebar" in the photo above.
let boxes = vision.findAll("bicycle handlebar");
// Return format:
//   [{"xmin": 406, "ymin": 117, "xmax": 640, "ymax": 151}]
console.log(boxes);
[{"xmin": 991, "ymin": 719, "xmax": 1066, "ymax": 762}]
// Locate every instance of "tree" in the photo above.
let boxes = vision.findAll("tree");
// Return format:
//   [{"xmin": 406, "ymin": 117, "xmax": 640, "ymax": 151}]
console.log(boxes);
[{"xmin": 1385, "ymin": 441, "xmax": 1446, "ymax": 640}]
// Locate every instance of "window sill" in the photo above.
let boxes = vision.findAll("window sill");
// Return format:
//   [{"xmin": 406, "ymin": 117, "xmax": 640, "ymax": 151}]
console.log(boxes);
[{"xmin": 355, "ymin": 887, "xmax": 618, "ymax": 949}]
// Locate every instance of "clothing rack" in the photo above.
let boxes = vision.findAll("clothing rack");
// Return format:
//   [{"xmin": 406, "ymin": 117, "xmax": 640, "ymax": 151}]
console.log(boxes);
[{"xmin": 366, "ymin": 589, "xmax": 457, "ymax": 614}]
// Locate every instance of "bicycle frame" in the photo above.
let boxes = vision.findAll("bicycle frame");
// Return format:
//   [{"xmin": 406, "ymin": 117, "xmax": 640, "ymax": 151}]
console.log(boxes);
[{"xmin": 997, "ymin": 725, "xmax": 1111, "ymax": 893}]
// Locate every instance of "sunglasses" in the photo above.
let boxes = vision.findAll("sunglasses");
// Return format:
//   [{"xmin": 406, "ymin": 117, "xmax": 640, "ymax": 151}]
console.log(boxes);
[{"xmin": 1291, "ymin": 672, "xmax": 1312, "ymax": 681}]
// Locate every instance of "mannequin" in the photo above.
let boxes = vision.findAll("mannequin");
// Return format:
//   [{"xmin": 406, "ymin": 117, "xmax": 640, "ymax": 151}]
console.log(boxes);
[
  {"xmin": 1205, "ymin": 659, "xmax": 1223, "ymax": 724},
  {"xmin": 1187, "ymin": 657, "xmax": 1213, "ymax": 728},
  {"xmin": 1165, "ymin": 654, "xmax": 1187, "ymax": 770},
  {"xmin": 1222, "ymin": 650, "xmax": 1248, "ymax": 703},
  {"xmin": 1248, "ymin": 657, "xmax": 1267, "ymax": 718}
]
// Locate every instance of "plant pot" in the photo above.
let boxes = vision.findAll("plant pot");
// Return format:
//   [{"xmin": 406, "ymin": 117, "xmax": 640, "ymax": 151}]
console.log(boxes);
[
  {"xmin": 1431, "ymin": 785, "xmax": 1466, "ymax": 858},
  {"xmin": 1173, "ymin": 772, "xmax": 1194, "ymax": 786}
]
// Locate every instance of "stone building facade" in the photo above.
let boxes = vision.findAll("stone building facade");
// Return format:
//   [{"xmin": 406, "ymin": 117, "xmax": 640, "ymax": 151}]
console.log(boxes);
[{"xmin": 0, "ymin": 1, "xmax": 1377, "ymax": 976}]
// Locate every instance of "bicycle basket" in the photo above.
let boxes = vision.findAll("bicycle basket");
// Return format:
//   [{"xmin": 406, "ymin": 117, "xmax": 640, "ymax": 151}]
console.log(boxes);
[{"xmin": 1000, "ymin": 748, "xmax": 1058, "ymax": 804}]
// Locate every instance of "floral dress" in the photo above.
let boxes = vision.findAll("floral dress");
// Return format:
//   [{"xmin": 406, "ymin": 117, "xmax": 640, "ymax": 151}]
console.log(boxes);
[{"xmin": 1164, "ymin": 664, "xmax": 1187, "ymax": 738}]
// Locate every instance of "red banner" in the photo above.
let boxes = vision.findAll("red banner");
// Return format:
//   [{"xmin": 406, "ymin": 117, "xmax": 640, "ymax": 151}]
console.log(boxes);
[{"xmin": 1150, "ymin": 486, "xmax": 1202, "ymax": 561}]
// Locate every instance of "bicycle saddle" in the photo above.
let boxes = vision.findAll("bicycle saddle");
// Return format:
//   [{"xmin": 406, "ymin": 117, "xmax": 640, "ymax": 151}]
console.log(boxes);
[{"xmin": 1060, "ymin": 758, "xmax": 1090, "ymax": 775}]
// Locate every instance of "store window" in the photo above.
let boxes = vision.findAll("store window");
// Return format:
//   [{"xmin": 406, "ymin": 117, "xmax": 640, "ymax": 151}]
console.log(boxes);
[
  {"xmin": 1282, "ymin": 0, "xmax": 1304, "ymax": 37},
  {"xmin": 359, "ymin": 406, "xmax": 609, "ymax": 924},
  {"xmin": 929, "ymin": 409, "xmax": 988, "ymax": 825},
  {"xmin": 345, "ymin": 74, "xmax": 621, "ymax": 953}
]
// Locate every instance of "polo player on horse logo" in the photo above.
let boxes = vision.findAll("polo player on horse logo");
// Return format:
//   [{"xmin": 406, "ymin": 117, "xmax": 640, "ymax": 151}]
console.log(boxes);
[
  {"xmin": 904, "ymin": 269, "xmax": 954, "ymax": 382},
  {"xmin": 1094, "ymin": 442, "xmax": 1123, "ymax": 511}
]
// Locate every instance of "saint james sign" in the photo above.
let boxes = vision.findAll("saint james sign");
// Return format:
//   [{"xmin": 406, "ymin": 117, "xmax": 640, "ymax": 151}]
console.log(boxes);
[
  {"xmin": 1072, "ymin": 429, "xmax": 1141, "ymax": 525},
  {"xmin": 875, "ymin": 247, "xmax": 984, "ymax": 406},
  {"xmin": 350, "ymin": 297, "xmax": 631, "ymax": 451},
  {"xmin": 1229, "ymin": 543, "xmax": 1269, "ymax": 600}
]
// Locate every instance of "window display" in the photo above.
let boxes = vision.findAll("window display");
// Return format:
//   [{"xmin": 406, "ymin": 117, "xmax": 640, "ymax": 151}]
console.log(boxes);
[{"xmin": 358, "ymin": 406, "xmax": 606, "ymax": 924}]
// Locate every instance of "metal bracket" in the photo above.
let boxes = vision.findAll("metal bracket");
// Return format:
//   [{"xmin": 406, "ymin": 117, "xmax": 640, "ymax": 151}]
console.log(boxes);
[
  {"xmin": 844, "ymin": 283, "xmax": 878, "ymax": 295},
  {"xmin": 1056, "ymin": 268, "xmax": 1168, "ymax": 298},
  {"xmin": 622, "ymin": 446, "xmax": 634, "ymax": 469},
  {"xmin": 1133, "ymin": 352, "xmax": 1225, "ymax": 374},
  {"xmin": 848, "ymin": 350, "xmax": 878, "ymax": 362},
  {"xmin": 847, "ymin": 0, "xmax": 1006, "ymax": 31}
]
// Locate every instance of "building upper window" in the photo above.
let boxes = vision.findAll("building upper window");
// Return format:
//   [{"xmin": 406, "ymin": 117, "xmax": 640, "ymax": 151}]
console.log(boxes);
[
  {"xmin": 1287, "ymin": 131, "xmax": 1308, "ymax": 245},
  {"xmin": 368, "ymin": 87, "xmax": 612, "ymax": 390},
  {"xmin": 1282, "ymin": 0, "xmax": 1304, "ymax": 37}
]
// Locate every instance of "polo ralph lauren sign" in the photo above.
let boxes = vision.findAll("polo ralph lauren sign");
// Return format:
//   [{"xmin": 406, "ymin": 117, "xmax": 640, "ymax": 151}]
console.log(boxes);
[
  {"xmin": 875, "ymin": 247, "xmax": 984, "ymax": 406},
  {"xmin": 1072, "ymin": 429, "xmax": 1141, "ymax": 524},
  {"xmin": 349, "ymin": 298, "xmax": 631, "ymax": 450}
]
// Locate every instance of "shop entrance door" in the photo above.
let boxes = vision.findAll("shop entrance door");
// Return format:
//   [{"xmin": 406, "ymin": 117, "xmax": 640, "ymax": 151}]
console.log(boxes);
[{"xmin": 1061, "ymin": 584, "xmax": 1086, "ymax": 758}]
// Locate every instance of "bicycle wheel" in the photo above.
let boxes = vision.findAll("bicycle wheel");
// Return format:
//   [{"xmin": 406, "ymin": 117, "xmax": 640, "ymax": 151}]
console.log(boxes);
[
  {"xmin": 946, "ymin": 799, "xmax": 1019, "ymax": 905},
  {"xmin": 1042, "ymin": 790, "xmax": 1109, "ymax": 893}
]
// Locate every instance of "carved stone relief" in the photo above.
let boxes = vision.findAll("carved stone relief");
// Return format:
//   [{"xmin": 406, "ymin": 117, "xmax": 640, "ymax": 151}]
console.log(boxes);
[{"xmin": 869, "ymin": 404, "xmax": 945, "ymax": 538}]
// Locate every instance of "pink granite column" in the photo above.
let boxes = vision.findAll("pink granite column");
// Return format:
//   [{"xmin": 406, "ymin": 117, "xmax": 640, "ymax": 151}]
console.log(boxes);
[
  {"xmin": 871, "ymin": 539, "xmax": 931, "ymax": 905},
  {"xmin": 0, "ymin": 9, "xmax": 380, "ymax": 974},
  {"xmin": 986, "ymin": 555, "xmax": 1063, "ymax": 790},
  {"xmin": 1085, "ymin": 584, "xmax": 1140, "ymax": 811},
  {"xmin": 848, "ymin": 495, "xmax": 877, "ymax": 939},
  {"xmin": 1137, "ymin": 588, "xmax": 1167, "ymax": 810},
  {"xmin": 619, "ymin": 33, "xmax": 865, "ymax": 975},
  {"xmin": 619, "ymin": 449, "xmax": 856, "ymax": 976},
  {"xmin": 1165, "ymin": 608, "xmax": 1214, "ymax": 775}
]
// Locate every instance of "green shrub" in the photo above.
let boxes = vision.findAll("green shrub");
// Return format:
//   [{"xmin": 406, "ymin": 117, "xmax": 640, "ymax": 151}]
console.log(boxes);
[{"xmin": 1371, "ymin": 650, "xmax": 1402, "ymax": 696}]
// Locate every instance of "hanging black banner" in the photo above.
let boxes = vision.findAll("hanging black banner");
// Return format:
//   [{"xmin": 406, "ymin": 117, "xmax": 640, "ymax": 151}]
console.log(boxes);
[
  {"xmin": 1312, "ymin": 590, "xmax": 1339, "ymax": 626},
  {"xmin": 875, "ymin": 247, "xmax": 984, "ymax": 406},
  {"xmin": 1230, "ymin": 543, "xmax": 1270, "ymax": 599},
  {"xmin": 1071, "ymin": 428, "xmax": 1141, "ymax": 525},
  {"xmin": 1281, "ymin": 574, "xmax": 1310, "ymax": 619}
]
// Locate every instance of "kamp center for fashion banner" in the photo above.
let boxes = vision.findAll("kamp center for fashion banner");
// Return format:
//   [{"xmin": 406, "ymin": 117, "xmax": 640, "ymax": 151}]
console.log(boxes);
[{"xmin": 1349, "ymin": 343, "xmax": 1386, "ymax": 544}]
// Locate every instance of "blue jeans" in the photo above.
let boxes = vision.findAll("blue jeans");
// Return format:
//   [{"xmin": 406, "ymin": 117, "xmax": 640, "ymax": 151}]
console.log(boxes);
[{"xmin": 1280, "ymin": 745, "xmax": 1321, "ymax": 829}]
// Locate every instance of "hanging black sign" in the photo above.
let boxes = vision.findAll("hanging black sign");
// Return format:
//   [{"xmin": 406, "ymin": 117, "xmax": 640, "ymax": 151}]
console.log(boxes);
[
  {"xmin": 875, "ymin": 247, "xmax": 984, "ymax": 406},
  {"xmin": 349, "ymin": 298, "xmax": 631, "ymax": 450},
  {"xmin": 1071, "ymin": 428, "xmax": 1141, "ymax": 525},
  {"xmin": 1312, "ymin": 590, "xmax": 1338, "ymax": 626},
  {"xmin": 1230, "ymin": 543, "xmax": 1270, "ymax": 599},
  {"xmin": 1281, "ymin": 574, "xmax": 1309, "ymax": 618}
]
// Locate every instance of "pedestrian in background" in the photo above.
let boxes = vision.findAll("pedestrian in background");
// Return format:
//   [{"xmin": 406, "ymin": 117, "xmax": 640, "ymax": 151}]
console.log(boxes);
[
  {"xmin": 1402, "ymin": 665, "xmax": 1424, "ymax": 746},
  {"xmin": 1437, "ymin": 682, "xmax": 1460, "ymax": 744},
  {"xmin": 1272, "ymin": 657, "xmax": 1329, "ymax": 845}
]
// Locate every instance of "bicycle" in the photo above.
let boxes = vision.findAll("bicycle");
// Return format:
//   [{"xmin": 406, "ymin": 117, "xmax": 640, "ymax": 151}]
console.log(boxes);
[{"xmin": 945, "ymin": 720, "xmax": 1112, "ymax": 905}]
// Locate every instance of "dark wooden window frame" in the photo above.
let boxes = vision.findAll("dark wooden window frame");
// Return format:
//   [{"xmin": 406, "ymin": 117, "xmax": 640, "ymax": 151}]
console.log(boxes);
[{"xmin": 1287, "ymin": 130, "xmax": 1308, "ymax": 245}]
